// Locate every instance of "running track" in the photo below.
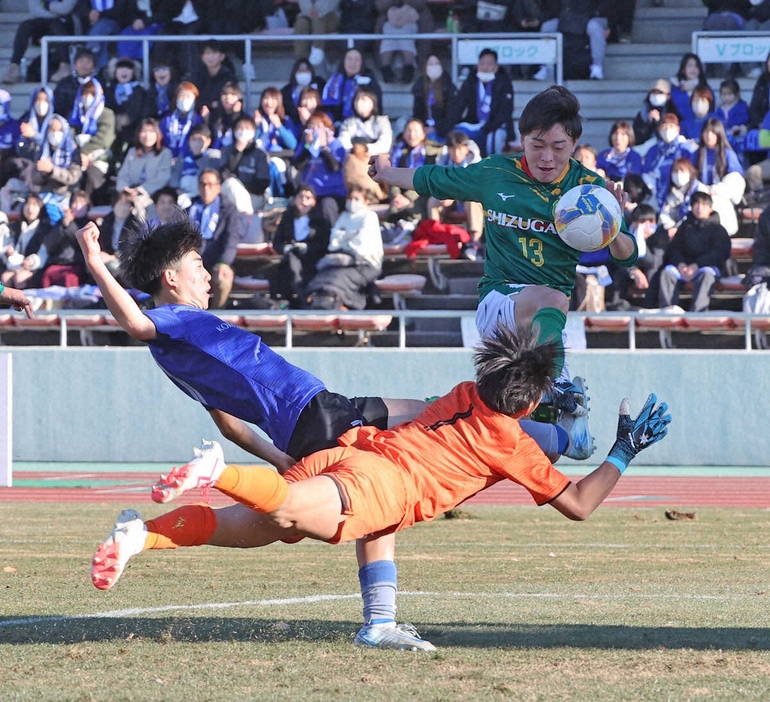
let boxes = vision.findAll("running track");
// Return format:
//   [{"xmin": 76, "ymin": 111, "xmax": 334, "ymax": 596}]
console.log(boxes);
[{"xmin": 1, "ymin": 471, "xmax": 769, "ymax": 507}]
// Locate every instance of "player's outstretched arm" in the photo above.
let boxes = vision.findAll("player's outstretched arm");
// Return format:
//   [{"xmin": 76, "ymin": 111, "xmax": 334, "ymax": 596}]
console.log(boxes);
[
  {"xmin": 368, "ymin": 154, "xmax": 418, "ymax": 190},
  {"xmin": 76, "ymin": 222, "xmax": 156, "ymax": 341},
  {"xmin": 550, "ymin": 394, "xmax": 671, "ymax": 521},
  {"xmin": 0, "ymin": 285, "xmax": 34, "ymax": 318},
  {"xmin": 208, "ymin": 408, "xmax": 296, "ymax": 474}
]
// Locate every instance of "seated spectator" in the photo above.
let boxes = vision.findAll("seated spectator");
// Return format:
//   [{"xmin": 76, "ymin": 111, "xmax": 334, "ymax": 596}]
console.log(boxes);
[
  {"xmin": 98, "ymin": 189, "xmax": 141, "ymax": 277},
  {"xmin": 322, "ymin": 48, "xmax": 383, "ymax": 124},
  {"xmin": 387, "ymin": 118, "xmax": 441, "ymax": 222},
  {"xmin": 692, "ymin": 117, "xmax": 745, "ymax": 235},
  {"xmin": 2, "ymin": 0, "xmax": 76, "ymax": 85},
  {"xmin": 573, "ymin": 143, "xmax": 605, "ymax": 178},
  {"xmin": 103, "ymin": 57, "xmax": 147, "ymax": 157},
  {"xmin": 534, "ymin": 2, "xmax": 610, "ymax": 81},
  {"xmin": 0, "ymin": 113, "xmax": 82, "ymax": 214},
  {"xmin": 170, "ymin": 123, "xmax": 222, "ymax": 199},
  {"xmin": 303, "ymin": 185, "xmax": 383, "ymax": 310},
  {"xmin": 448, "ymin": 48, "xmax": 513, "ymax": 158},
  {"xmin": 376, "ymin": 0, "xmax": 420, "ymax": 84},
  {"xmin": 40, "ymin": 189, "xmax": 90, "ymax": 288},
  {"xmin": 427, "ymin": 130, "xmax": 483, "ymax": 247},
  {"xmin": 116, "ymin": 0, "xmax": 165, "ymax": 62},
  {"xmin": 116, "ymin": 118, "xmax": 173, "ymax": 217},
  {"xmin": 81, "ymin": 0, "xmax": 132, "ymax": 72},
  {"xmin": 160, "ymin": 82, "xmax": 204, "ymax": 160},
  {"xmin": 375, "ymin": 0, "xmax": 433, "ymax": 73},
  {"xmin": 151, "ymin": 0, "xmax": 205, "ymax": 80},
  {"xmin": 598, "ymin": 119, "xmax": 643, "ymax": 183},
  {"xmin": 633, "ymin": 78, "xmax": 681, "ymax": 146},
  {"xmin": 292, "ymin": 0, "xmax": 340, "ymax": 67},
  {"xmin": 207, "ymin": 82, "xmax": 245, "ymax": 150},
  {"xmin": 69, "ymin": 78, "xmax": 116, "ymax": 202},
  {"xmin": 657, "ymin": 191, "xmax": 731, "ymax": 312},
  {"xmin": 337, "ymin": 87, "xmax": 393, "ymax": 156},
  {"xmin": 411, "ymin": 54, "xmax": 457, "ymax": 142},
  {"xmin": 219, "ymin": 115, "xmax": 272, "ymax": 214},
  {"xmin": 702, "ymin": 1, "xmax": 751, "ymax": 32},
  {"xmin": 144, "ymin": 60, "xmax": 178, "ymax": 120},
  {"xmin": 642, "ymin": 112, "xmax": 698, "ymax": 210},
  {"xmin": 0, "ymin": 90, "xmax": 21, "ymax": 175},
  {"xmin": 680, "ymin": 85, "xmax": 717, "ymax": 141},
  {"xmin": 670, "ymin": 52, "xmax": 714, "ymax": 125},
  {"xmin": 255, "ymin": 87, "xmax": 298, "ymax": 153},
  {"xmin": 53, "ymin": 47, "xmax": 98, "ymax": 120},
  {"xmin": 150, "ymin": 185, "xmax": 180, "ymax": 226},
  {"xmin": 269, "ymin": 183, "xmax": 332, "ymax": 306},
  {"xmin": 292, "ymin": 87, "xmax": 322, "ymax": 141},
  {"xmin": 281, "ymin": 59, "xmax": 326, "ymax": 127},
  {"xmin": 744, "ymin": 198, "xmax": 770, "ymax": 287},
  {"xmin": 342, "ymin": 139, "xmax": 388, "ymax": 203},
  {"xmin": 186, "ymin": 168, "xmax": 245, "ymax": 308},
  {"xmin": 290, "ymin": 110, "xmax": 348, "ymax": 222},
  {"xmin": 190, "ymin": 40, "xmax": 236, "ymax": 114},
  {"xmin": 1, "ymin": 193, "xmax": 55, "ymax": 289},
  {"xmin": 714, "ymin": 78, "xmax": 750, "ymax": 148},
  {"xmin": 659, "ymin": 157, "xmax": 706, "ymax": 234},
  {"xmin": 0, "ymin": 86, "xmax": 52, "ymax": 188},
  {"xmin": 622, "ymin": 172, "xmax": 653, "ymax": 224},
  {"xmin": 748, "ymin": 51, "xmax": 770, "ymax": 131}
]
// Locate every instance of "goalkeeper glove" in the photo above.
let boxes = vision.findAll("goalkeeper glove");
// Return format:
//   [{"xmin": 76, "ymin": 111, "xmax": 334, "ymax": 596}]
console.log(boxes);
[{"xmin": 606, "ymin": 393, "xmax": 671, "ymax": 474}]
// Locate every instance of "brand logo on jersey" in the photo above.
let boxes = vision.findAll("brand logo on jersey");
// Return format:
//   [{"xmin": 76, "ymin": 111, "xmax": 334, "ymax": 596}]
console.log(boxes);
[
  {"xmin": 486, "ymin": 209, "xmax": 558, "ymax": 235},
  {"xmin": 497, "ymin": 192, "xmax": 516, "ymax": 201},
  {"xmin": 215, "ymin": 322, "xmax": 232, "ymax": 332}
]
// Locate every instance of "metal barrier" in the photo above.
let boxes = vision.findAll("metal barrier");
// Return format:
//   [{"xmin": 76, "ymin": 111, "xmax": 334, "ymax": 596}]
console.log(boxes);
[
  {"xmin": 40, "ymin": 31, "xmax": 563, "ymax": 108},
  {"xmin": 692, "ymin": 30, "xmax": 770, "ymax": 66}
]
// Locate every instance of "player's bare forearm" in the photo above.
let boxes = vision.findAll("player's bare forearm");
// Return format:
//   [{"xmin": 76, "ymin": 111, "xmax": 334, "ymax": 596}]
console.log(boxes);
[
  {"xmin": 548, "ymin": 462, "xmax": 621, "ymax": 521},
  {"xmin": 209, "ymin": 409, "xmax": 296, "ymax": 474},
  {"xmin": 368, "ymin": 154, "xmax": 417, "ymax": 190},
  {"xmin": 609, "ymin": 231, "xmax": 636, "ymax": 261},
  {"xmin": 76, "ymin": 222, "xmax": 156, "ymax": 340}
]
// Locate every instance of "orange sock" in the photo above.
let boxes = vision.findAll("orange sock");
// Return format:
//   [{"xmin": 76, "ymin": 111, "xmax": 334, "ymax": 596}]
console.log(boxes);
[
  {"xmin": 144, "ymin": 504, "xmax": 217, "ymax": 550},
  {"xmin": 215, "ymin": 464, "xmax": 289, "ymax": 513}
]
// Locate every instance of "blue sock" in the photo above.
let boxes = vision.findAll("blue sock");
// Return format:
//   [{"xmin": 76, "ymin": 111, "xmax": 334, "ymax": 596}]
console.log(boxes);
[
  {"xmin": 519, "ymin": 419, "xmax": 561, "ymax": 456},
  {"xmin": 358, "ymin": 560, "xmax": 397, "ymax": 626},
  {"xmin": 554, "ymin": 424, "xmax": 569, "ymax": 455}
]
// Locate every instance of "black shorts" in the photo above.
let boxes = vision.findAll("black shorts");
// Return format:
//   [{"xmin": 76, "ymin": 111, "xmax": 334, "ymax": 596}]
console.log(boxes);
[{"xmin": 285, "ymin": 390, "xmax": 389, "ymax": 461}]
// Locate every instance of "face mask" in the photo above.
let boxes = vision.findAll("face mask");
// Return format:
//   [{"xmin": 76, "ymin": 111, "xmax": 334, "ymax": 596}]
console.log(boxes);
[
  {"xmin": 346, "ymin": 199, "xmax": 365, "ymax": 214},
  {"xmin": 82, "ymin": 95, "xmax": 95, "ymax": 109},
  {"xmin": 234, "ymin": 130, "xmax": 254, "ymax": 143},
  {"xmin": 476, "ymin": 71, "xmax": 495, "ymax": 83},
  {"xmin": 671, "ymin": 172, "xmax": 689, "ymax": 187},
  {"xmin": 177, "ymin": 97, "xmax": 194, "ymax": 113},
  {"xmin": 34, "ymin": 101, "xmax": 49, "ymax": 117},
  {"xmin": 660, "ymin": 128, "xmax": 678, "ymax": 144},
  {"xmin": 649, "ymin": 93, "xmax": 667, "ymax": 108},
  {"xmin": 47, "ymin": 131, "xmax": 64, "ymax": 148},
  {"xmin": 692, "ymin": 99, "xmax": 710, "ymax": 118},
  {"xmin": 295, "ymin": 71, "xmax": 312, "ymax": 87},
  {"xmin": 426, "ymin": 65, "xmax": 443, "ymax": 81}
]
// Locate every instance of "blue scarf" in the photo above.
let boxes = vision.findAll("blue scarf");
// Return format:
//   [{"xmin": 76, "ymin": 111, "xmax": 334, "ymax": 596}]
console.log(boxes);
[
  {"xmin": 69, "ymin": 79, "xmax": 105, "ymax": 136},
  {"xmin": 155, "ymin": 83, "xmax": 170, "ymax": 116},
  {"xmin": 323, "ymin": 73, "xmax": 359, "ymax": 119},
  {"xmin": 391, "ymin": 141, "xmax": 425, "ymax": 169},
  {"xmin": 41, "ymin": 114, "xmax": 76, "ymax": 168},
  {"xmin": 26, "ymin": 85, "xmax": 54, "ymax": 146},
  {"xmin": 164, "ymin": 109, "xmax": 196, "ymax": 157},
  {"xmin": 91, "ymin": 0, "xmax": 114, "ymax": 10},
  {"xmin": 114, "ymin": 81, "xmax": 139, "ymax": 106},
  {"xmin": 476, "ymin": 79, "xmax": 493, "ymax": 124},
  {"xmin": 188, "ymin": 197, "xmax": 220, "ymax": 240}
]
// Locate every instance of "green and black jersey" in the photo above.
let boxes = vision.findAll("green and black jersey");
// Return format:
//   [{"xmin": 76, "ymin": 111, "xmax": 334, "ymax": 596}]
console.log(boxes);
[{"xmin": 413, "ymin": 153, "xmax": 638, "ymax": 300}]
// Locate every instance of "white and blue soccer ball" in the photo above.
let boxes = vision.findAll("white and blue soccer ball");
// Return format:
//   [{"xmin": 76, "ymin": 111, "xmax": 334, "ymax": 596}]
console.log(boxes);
[{"xmin": 553, "ymin": 184, "xmax": 622, "ymax": 252}]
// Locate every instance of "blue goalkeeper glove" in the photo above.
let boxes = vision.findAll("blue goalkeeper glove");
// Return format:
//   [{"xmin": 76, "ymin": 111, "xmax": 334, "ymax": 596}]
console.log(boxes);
[{"xmin": 606, "ymin": 394, "xmax": 671, "ymax": 474}]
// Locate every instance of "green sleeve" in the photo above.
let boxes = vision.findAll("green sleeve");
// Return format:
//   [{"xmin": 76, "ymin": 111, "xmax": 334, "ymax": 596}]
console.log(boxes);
[{"xmin": 413, "ymin": 161, "xmax": 487, "ymax": 203}]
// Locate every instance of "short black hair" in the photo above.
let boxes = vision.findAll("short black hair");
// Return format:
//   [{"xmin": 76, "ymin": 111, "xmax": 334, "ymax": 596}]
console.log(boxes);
[
  {"xmin": 474, "ymin": 325, "xmax": 557, "ymax": 416},
  {"xmin": 479, "ymin": 48, "xmax": 498, "ymax": 62},
  {"xmin": 445, "ymin": 130, "xmax": 470, "ymax": 147},
  {"xmin": 118, "ymin": 218, "xmax": 202, "ymax": 295},
  {"xmin": 690, "ymin": 190, "xmax": 713, "ymax": 207},
  {"xmin": 518, "ymin": 86, "xmax": 583, "ymax": 142},
  {"xmin": 151, "ymin": 185, "xmax": 178, "ymax": 204},
  {"xmin": 632, "ymin": 203, "xmax": 657, "ymax": 223}
]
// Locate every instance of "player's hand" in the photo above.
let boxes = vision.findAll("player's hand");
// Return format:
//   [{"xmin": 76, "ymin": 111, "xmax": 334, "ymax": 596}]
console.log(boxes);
[
  {"xmin": 604, "ymin": 179, "xmax": 627, "ymax": 210},
  {"xmin": 76, "ymin": 221, "xmax": 102, "ymax": 259},
  {"xmin": 1, "ymin": 287, "xmax": 34, "ymax": 318},
  {"xmin": 368, "ymin": 154, "xmax": 391, "ymax": 183},
  {"xmin": 607, "ymin": 394, "xmax": 671, "ymax": 473}
]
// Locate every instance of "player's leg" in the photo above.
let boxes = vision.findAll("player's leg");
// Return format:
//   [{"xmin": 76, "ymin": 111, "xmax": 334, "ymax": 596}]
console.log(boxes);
[{"xmin": 379, "ymin": 398, "xmax": 428, "ymax": 427}]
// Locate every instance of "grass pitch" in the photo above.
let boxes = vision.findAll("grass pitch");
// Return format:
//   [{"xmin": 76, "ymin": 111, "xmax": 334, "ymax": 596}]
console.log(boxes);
[{"xmin": 2, "ymin": 502, "xmax": 770, "ymax": 701}]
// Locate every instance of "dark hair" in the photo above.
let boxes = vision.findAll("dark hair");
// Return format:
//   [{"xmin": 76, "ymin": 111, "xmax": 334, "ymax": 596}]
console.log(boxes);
[
  {"xmin": 690, "ymin": 190, "xmax": 712, "ymax": 207},
  {"xmin": 234, "ymin": 115, "xmax": 257, "ymax": 131},
  {"xmin": 609, "ymin": 119, "xmax": 636, "ymax": 148},
  {"xmin": 295, "ymin": 182, "xmax": 317, "ymax": 198},
  {"xmin": 189, "ymin": 122, "xmax": 212, "ymax": 139},
  {"xmin": 719, "ymin": 78, "xmax": 740, "ymax": 96},
  {"xmin": 671, "ymin": 156, "xmax": 697, "ymax": 184},
  {"xmin": 478, "ymin": 48, "xmax": 498, "ymax": 62},
  {"xmin": 198, "ymin": 167, "xmax": 222, "ymax": 184},
  {"xmin": 623, "ymin": 173, "xmax": 651, "ymax": 205},
  {"xmin": 518, "ymin": 86, "xmax": 583, "ymax": 141},
  {"xmin": 445, "ymin": 130, "xmax": 470, "ymax": 147},
  {"xmin": 353, "ymin": 87, "xmax": 379, "ymax": 116},
  {"xmin": 632, "ymin": 203, "xmax": 657, "ymax": 223},
  {"xmin": 676, "ymin": 52, "xmax": 708, "ymax": 87},
  {"xmin": 118, "ymin": 218, "xmax": 202, "ymax": 295},
  {"xmin": 260, "ymin": 86, "xmax": 286, "ymax": 120},
  {"xmin": 698, "ymin": 116, "xmax": 731, "ymax": 179},
  {"xmin": 201, "ymin": 39, "xmax": 225, "ymax": 54},
  {"xmin": 474, "ymin": 325, "xmax": 557, "ymax": 416},
  {"xmin": 135, "ymin": 117, "xmax": 163, "ymax": 154},
  {"xmin": 220, "ymin": 81, "xmax": 243, "ymax": 100},
  {"xmin": 151, "ymin": 185, "xmax": 178, "ymax": 204},
  {"xmin": 23, "ymin": 192, "xmax": 49, "ymax": 225}
]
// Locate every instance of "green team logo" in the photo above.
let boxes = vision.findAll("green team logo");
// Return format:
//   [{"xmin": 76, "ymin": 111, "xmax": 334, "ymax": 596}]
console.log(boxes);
[{"xmin": 485, "ymin": 210, "xmax": 558, "ymax": 235}]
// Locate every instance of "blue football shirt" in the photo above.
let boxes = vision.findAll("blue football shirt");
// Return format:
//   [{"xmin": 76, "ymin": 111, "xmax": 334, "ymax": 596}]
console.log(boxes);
[{"xmin": 144, "ymin": 305, "xmax": 325, "ymax": 452}]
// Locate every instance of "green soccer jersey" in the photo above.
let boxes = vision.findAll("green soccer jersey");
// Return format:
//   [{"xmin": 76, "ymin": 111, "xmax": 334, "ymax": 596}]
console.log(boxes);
[{"xmin": 413, "ymin": 154, "xmax": 638, "ymax": 299}]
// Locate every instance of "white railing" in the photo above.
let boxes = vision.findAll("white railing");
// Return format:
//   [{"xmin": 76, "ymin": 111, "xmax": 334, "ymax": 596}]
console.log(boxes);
[{"xmin": 40, "ymin": 31, "xmax": 563, "ymax": 109}]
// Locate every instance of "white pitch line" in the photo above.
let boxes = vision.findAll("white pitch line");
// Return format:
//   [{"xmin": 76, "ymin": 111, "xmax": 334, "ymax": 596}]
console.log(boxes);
[{"xmin": 0, "ymin": 590, "xmax": 756, "ymax": 629}]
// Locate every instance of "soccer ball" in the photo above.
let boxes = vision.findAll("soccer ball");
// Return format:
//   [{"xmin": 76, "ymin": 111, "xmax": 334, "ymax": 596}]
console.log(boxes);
[{"xmin": 553, "ymin": 184, "xmax": 622, "ymax": 252}]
